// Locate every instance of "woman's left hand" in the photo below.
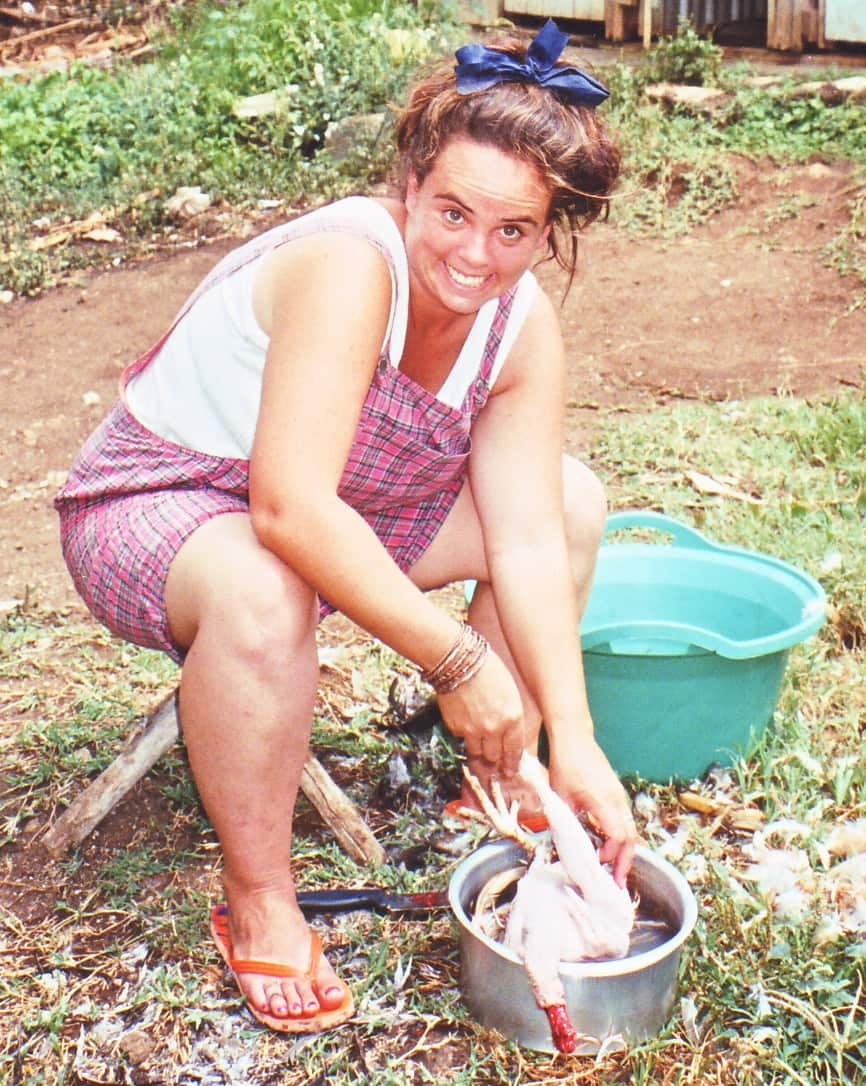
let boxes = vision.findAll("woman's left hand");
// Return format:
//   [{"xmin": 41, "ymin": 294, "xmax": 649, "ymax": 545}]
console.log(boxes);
[{"xmin": 548, "ymin": 733, "xmax": 637, "ymax": 888}]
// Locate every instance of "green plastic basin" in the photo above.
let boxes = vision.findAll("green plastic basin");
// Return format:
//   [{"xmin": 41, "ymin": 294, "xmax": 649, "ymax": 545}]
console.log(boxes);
[{"xmin": 582, "ymin": 512, "xmax": 827, "ymax": 782}]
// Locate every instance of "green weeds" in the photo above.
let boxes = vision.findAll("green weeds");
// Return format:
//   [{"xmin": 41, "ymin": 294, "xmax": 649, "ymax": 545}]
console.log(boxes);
[
  {"xmin": 643, "ymin": 18, "xmax": 725, "ymax": 88},
  {"xmin": 0, "ymin": 0, "xmax": 458, "ymax": 293},
  {"xmin": 824, "ymin": 182, "xmax": 866, "ymax": 310}
]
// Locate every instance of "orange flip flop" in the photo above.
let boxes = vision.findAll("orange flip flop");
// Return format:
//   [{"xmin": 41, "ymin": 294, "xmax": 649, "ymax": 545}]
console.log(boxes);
[
  {"xmin": 210, "ymin": 904, "xmax": 354, "ymax": 1033},
  {"xmin": 443, "ymin": 798, "xmax": 549, "ymax": 834}
]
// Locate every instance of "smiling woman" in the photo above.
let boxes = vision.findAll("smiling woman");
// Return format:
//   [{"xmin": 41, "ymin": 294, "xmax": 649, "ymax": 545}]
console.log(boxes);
[{"xmin": 53, "ymin": 18, "xmax": 635, "ymax": 1037}]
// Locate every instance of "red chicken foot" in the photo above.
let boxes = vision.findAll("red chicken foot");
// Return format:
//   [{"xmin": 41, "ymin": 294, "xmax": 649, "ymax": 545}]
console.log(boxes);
[{"xmin": 545, "ymin": 1003, "xmax": 578, "ymax": 1053}]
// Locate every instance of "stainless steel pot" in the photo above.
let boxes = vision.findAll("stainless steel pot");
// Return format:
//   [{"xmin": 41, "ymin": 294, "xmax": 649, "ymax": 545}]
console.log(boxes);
[{"xmin": 448, "ymin": 839, "xmax": 698, "ymax": 1054}]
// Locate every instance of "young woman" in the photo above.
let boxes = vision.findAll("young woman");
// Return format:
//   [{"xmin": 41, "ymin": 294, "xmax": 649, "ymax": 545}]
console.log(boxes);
[{"xmin": 55, "ymin": 20, "xmax": 637, "ymax": 1033}]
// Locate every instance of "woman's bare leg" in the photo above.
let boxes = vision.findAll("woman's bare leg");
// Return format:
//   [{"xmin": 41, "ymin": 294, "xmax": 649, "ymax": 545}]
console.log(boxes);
[
  {"xmin": 164, "ymin": 513, "xmax": 346, "ymax": 1022},
  {"xmin": 409, "ymin": 455, "xmax": 606, "ymax": 806}
]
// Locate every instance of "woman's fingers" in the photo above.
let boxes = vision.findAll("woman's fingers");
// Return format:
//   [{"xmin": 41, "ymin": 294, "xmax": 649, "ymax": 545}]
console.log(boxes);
[
  {"xmin": 438, "ymin": 650, "xmax": 524, "ymax": 777},
  {"xmin": 550, "ymin": 741, "xmax": 638, "ymax": 884},
  {"xmin": 498, "ymin": 718, "xmax": 524, "ymax": 777},
  {"xmin": 598, "ymin": 826, "xmax": 637, "ymax": 888}
]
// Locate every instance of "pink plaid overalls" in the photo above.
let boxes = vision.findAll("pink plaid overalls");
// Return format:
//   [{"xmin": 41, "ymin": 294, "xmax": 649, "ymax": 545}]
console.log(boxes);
[{"xmin": 55, "ymin": 210, "xmax": 518, "ymax": 662}]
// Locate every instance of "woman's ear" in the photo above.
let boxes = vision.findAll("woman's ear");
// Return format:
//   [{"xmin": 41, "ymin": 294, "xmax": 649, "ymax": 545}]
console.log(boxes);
[
  {"xmin": 536, "ymin": 222, "xmax": 552, "ymax": 251},
  {"xmin": 405, "ymin": 171, "xmax": 420, "ymax": 210}
]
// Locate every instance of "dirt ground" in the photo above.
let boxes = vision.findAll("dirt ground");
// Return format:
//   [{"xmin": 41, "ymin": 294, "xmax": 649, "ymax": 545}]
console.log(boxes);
[{"xmin": 1, "ymin": 154, "xmax": 864, "ymax": 616}]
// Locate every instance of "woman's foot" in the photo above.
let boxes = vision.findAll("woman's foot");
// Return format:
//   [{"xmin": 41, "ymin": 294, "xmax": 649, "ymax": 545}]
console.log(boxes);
[{"xmin": 211, "ymin": 888, "xmax": 352, "ymax": 1029}]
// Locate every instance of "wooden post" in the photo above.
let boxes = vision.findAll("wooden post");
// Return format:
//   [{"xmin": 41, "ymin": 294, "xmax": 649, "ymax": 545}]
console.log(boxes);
[
  {"xmin": 43, "ymin": 691, "xmax": 386, "ymax": 867},
  {"xmin": 768, "ymin": 0, "xmax": 803, "ymax": 51},
  {"xmin": 605, "ymin": 0, "xmax": 639, "ymax": 42}
]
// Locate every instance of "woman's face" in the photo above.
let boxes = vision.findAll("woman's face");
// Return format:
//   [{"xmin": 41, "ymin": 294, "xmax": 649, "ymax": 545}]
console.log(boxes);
[{"xmin": 403, "ymin": 137, "xmax": 551, "ymax": 319}]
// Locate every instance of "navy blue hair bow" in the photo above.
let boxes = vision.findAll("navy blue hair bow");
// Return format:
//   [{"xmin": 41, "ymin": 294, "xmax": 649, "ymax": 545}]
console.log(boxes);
[{"xmin": 454, "ymin": 18, "xmax": 608, "ymax": 107}]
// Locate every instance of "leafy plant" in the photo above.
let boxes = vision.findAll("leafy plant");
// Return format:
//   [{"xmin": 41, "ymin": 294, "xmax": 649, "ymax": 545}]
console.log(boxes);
[
  {"xmin": 0, "ymin": 0, "xmax": 459, "ymax": 294},
  {"xmin": 644, "ymin": 17, "xmax": 725, "ymax": 87}
]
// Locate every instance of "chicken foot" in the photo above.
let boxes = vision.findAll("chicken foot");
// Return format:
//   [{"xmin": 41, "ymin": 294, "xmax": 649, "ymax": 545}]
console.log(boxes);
[{"xmin": 461, "ymin": 764, "xmax": 540, "ymax": 856}]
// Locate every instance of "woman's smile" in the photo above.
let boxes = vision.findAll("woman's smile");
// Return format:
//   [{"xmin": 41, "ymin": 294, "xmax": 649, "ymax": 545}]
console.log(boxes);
[{"xmin": 445, "ymin": 263, "xmax": 492, "ymax": 290}]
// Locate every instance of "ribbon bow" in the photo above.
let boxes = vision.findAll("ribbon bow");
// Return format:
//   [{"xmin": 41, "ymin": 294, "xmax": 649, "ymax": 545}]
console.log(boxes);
[{"xmin": 454, "ymin": 18, "xmax": 608, "ymax": 107}]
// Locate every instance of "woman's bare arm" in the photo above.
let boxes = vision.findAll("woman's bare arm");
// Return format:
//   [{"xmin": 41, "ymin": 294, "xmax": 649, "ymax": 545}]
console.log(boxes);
[
  {"xmin": 467, "ymin": 287, "xmax": 636, "ymax": 880},
  {"xmin": 249, "ymin": 233, "xmax": 460, "ymax": 672}
]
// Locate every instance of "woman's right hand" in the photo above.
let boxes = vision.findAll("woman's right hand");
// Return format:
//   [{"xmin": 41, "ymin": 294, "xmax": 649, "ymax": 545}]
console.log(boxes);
[{"xmin": 436, "ymin": 649, "xmax": 525, "ymax": 780}]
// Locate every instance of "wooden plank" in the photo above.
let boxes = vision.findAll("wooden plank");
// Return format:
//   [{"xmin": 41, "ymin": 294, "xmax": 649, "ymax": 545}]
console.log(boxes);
[
  {"xmin": 605, "ymin": 0, "xmax": 639, "ymax": 41},
  {"xmin": 42, "ymin": 692, "xmax": 179, "ymax": 858},
  {"xmin": 768, "ymin": 0, "xmax": 803, "ymax": 50}
]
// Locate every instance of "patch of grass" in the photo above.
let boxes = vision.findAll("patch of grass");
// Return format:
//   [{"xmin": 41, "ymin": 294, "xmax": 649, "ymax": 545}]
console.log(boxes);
[
  {"xmin": 823, "ymin": 181, "xmax": 866, "ymax": 310},
  {"xmin": 592, "ymin": 392, "xmax": 866, "ymax": 624},
  {"xmin": 0, "ymin": 608, "xmax": 179, "ymax": 837}
]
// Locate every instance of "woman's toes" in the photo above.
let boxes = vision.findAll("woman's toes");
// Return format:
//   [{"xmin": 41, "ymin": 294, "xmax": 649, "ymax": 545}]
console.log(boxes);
[
  {"xmin": 317, "ymin": 979, "xmax": 347, "ymax": 1010},
  {"xmin": 254, "ymin": 981, "xmax": 286, "ymax": 1016},
  {"xmin": 267, "ymin": 990, "xmax": 289, "ymax": 1017},
  {"xmin": 291, "ymin": 977, "xmax": 320, "ymax": 1016}
]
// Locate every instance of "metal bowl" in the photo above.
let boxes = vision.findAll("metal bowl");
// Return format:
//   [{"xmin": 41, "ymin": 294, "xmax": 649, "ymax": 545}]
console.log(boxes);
[{"xmin": 448, "ymin": 838, "xmax": 698, "ymax": 1054}]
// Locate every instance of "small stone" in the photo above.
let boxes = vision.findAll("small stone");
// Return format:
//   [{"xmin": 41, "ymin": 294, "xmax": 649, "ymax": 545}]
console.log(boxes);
[
  {"xmin": 165, "ymin": 186, "xmax": 211, "ymax": 220},
  {"xmin": 118, "ymin": 1029, "xmax": 154, "ymax": 1066},
  {"xmin": 324, "ymin": 113, "xmax": 386, "ymax": 162}
]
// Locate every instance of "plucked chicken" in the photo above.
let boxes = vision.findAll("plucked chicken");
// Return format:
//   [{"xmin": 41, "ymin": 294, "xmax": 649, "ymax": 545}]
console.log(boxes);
[{"xmin": 465, "ymin": 752, "xmax": 635, "ymax": 1053}]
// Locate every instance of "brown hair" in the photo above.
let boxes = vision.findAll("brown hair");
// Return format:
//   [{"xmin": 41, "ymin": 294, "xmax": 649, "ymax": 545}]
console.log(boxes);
[{"xmin": 393, "ymin": 36, "xmax": 620, "ymax": 292}]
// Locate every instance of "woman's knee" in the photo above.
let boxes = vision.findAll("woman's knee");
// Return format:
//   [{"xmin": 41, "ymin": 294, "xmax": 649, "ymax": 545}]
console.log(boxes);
[
  {"xmin": 166, "ymin": 514, "xmax": 318, "ymax": 661},
  {"xmin": 562, "ymin": 455, "xmax": 607, "ymax": 556},
  {"xmin": 212, "ymin": 559, "xmax": 317, "ymax": 664}
]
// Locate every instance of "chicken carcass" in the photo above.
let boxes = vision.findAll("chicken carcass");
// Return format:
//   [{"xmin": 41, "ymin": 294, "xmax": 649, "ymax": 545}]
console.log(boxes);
[{"xmin": 466, "ymin": 753, "xmax": 635, "ymax": 1053}]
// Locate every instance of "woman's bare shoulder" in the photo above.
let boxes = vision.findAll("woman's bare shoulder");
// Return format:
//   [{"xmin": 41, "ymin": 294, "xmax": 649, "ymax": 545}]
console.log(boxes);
[
  {"xmin": 373, "ymin": 195, "xmax": 407, "ymax": 235},
  {"xmin": 494, "ymin": 282, "xmax": 563, "ymax": 388},
  {"xmin": 254, "ymin": 229, "xmax": 392, "ymax": 335}
]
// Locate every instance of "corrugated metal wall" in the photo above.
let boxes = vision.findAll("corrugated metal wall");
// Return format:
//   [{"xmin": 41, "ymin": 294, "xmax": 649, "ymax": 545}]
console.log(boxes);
[
  {"xmin": 661, "ymin": 0, "xmax": 767, "ymax": 36},
  {"xmin": 505, "ymin": 0, "xmax": 605, "ymax": 18},
  {"xmin": 825, "ymin": 0, "xmax": 866, "ymax": 43}
]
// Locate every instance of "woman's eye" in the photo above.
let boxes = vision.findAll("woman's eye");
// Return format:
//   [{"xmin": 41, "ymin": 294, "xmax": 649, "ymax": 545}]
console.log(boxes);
[{"xmin": 501, "ymin": 225, "xmax": 523, "ymax": 240}]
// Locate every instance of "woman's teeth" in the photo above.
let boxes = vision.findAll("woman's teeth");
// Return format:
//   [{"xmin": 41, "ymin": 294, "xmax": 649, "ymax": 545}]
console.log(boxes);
[{"xmin": 447, "ymin": 265, "xmax": 486, "ymax": 289}]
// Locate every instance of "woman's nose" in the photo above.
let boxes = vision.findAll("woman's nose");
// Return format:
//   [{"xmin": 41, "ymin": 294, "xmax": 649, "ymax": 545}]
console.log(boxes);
[{"xmin": 457, "ymin": 230, "xmax": 489, "ymax": 268}]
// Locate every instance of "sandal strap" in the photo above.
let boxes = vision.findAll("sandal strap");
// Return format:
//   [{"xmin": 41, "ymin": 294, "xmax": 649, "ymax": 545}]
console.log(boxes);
[{"xmin": 230, "ymin": 931, "xmax": 323, "ymax": 980}]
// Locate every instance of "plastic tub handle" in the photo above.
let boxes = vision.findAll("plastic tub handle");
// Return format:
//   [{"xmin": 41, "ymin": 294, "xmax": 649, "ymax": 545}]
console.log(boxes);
[
  {"xmin": 581, "ymin": 619, "xmax": 740, "ymax": 657},
  {"xmin": 603, "ymin": 511, "xmax": 723, "ymax": 553}
]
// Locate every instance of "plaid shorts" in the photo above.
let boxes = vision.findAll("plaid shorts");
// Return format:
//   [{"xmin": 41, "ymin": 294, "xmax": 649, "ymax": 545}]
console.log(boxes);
[{"xmin": 55, "ymin": 400, "xmax": 251, "ymax": 662}]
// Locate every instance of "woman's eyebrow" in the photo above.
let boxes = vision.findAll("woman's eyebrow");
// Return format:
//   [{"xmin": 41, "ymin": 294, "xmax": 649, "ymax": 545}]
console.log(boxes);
[{"xmin": 433, "ymin": 190, "xmax": 541, "ymax": 226}]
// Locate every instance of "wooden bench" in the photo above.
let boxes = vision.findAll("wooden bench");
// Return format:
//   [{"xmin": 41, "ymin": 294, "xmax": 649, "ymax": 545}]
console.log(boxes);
[{"xmin": 42, "ymin": 691, "xmax": 386, "ymax": 866}]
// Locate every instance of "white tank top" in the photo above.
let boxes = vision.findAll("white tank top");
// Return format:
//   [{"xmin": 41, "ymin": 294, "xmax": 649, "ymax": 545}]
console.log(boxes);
[{"xmin": 126, "ymin": 197, "xmax": 537, "ymax": 459}]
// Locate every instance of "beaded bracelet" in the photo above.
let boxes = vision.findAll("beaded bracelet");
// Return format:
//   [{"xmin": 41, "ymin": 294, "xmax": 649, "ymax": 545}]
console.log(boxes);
[{"xmin": 421, "ymin": 623, "xmax": 489, "ymax": 694}]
